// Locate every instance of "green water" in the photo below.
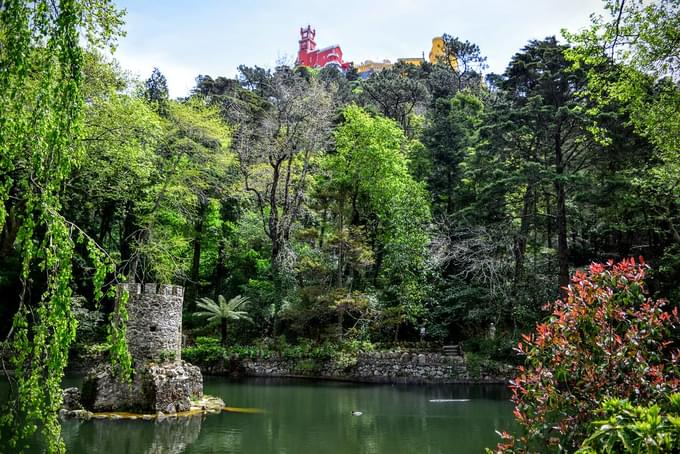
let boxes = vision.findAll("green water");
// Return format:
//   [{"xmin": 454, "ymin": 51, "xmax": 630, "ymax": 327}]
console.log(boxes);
[{"xmin": 7, "ymin": 377, "xmax": 515, "ymax": 453}]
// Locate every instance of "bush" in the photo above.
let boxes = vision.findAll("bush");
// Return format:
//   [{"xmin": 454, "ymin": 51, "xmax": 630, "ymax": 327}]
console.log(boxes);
[
  {"xmin": 462, "ymin": 335, "xmax": 517, "ymax": 363},
  {"xmin": 576, "ymin": 394, "xmax": 680, "ymax": 453},
  {"xmin": 182, "ymin": 337, "xmax": 374, "ymax": 372},
  {"xmin": 182, "ymin": 336, "xmax": 226, "ymax": 367},
  {"xmin": 464, "ymin": 352, "xmax": 512, "ymax": 380},
  {"xmin": 494, "ymin": 259, "xmax": 680, "ymax": 453}
]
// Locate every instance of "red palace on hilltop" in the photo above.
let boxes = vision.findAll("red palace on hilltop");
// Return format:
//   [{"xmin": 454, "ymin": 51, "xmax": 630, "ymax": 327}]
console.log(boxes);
[{"xmin": 296, "ymin": 25, "xmax": 351, "ymax": 71}]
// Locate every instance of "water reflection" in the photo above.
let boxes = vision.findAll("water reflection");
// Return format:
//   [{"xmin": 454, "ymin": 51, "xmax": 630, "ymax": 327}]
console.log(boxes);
[
  {"xmin": 63, "ymin": 414, "xmax": 204, "ymax": 454},
  {"xmin": 1, "ymin": 376, "xmax": 514, "ymax": 453},
  {"xmin": 181, "ymin": 377, "xmax": 514, "ymax": 454}
]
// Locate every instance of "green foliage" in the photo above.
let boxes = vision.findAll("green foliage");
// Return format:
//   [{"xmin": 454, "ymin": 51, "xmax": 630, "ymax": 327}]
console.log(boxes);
[
  {"xmin": 564, "ymin": 0, "xmax": 679, "ymax": 170},
  {"xmin": 106, "ymin": 288, "xmax": 133, "ymax": 379},
  {"xmin": 496, "ymin": 259, "xmax": 680, "ymax": 453},
  {"xmin": 71, "ymin": 297, "xmax": 105, "ymax": 342},
  {"xmin": 360, "ymin": 62, "xmax": 428, "ymax": 134},
  {"xmin": 576, "ymin": 395, "xmax": 680, "ymax": 454},
  {"xmin": 422, "ymin": 89, "xmax": 484, "ymax": 215},
  {"xmin": 182, "ymin": 336, "xmax": 226, "ymax": 367},
  {"xmin": 330, "ymin": 105, "xmax": 431, "ymax": 316},
  {"xmin": 182, "ymin": 337, "xmax": 374, "ymax": 373},
  {"xmin": 0, "ymin": 1, "xmax": 127, "ymax": 452},
  {"xmin": 463, "ymin": 352, "xmax": 511, "ymax": 381},
  {"xmin": 194, "ymin": 294, "xmax": 253, "ymax": 345}
]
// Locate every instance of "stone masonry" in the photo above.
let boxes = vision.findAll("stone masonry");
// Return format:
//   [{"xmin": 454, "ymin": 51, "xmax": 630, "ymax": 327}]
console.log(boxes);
[
  {"xmin": 80, "ymin": 284, "xmax": 203, "ymax": 413},
  {"xmin": 121, "ymin": 283, "xmax": 183, "ymax": 364}
]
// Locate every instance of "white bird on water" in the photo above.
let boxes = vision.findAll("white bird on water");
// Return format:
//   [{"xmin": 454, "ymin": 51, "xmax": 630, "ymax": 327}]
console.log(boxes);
[{"xmin": 351, "ymin": 411, "xmax": 363, "ymax": 416}]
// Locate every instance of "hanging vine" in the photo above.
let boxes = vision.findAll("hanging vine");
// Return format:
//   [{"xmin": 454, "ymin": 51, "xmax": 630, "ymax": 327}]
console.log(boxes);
[{"xmin": 0, "ymin": 1, "xmax": 126, "ymax": 452}]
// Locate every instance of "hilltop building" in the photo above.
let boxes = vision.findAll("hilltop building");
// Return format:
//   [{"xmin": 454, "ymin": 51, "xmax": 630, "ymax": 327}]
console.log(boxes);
[
  {"xmin": 296, "ymin": 25, "xmax": 351, "ymax": 71},
  {"xmin": 294, "ymin": 26, "xmax": 458, "ymax": 78},
  {"xmin": 355, "ymin": 36, "xmax": 458, "ymax": 79}
]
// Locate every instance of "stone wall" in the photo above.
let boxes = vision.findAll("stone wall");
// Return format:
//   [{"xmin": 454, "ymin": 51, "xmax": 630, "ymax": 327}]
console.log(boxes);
[
  {"xmin": 353, "ymin": 351, "xmax": 468, "ymax": 382},
  {"xmin": 119, "ymin": 283, "xmax": 184, "ymax": 364},
  {"xmin": 202, "ymin": 350, "xmax": 508, "ymax": 384}
]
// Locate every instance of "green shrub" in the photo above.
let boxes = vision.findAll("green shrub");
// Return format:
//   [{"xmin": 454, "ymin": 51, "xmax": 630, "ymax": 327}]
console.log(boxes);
[
  {"xmin": 462, "ymin": 335, "xmax": 516, "ymax": 363},
  {"xmin": 294, "ymin": 358, "xmax": 321, "ymax": 375},
  {"xmin": 182, "ymin": 336, "xmax": 226, "ymax": 367},
  {"xmin": 577, "ymin": 394, "xmax": 680, "ymax": 453}
]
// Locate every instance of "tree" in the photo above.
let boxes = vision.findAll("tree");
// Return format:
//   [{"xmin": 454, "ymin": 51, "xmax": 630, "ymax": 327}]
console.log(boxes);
[
  {"xmin": 499, "ymin": 37, "xmax": 594, "ymax": 295},
  {"xmin": 122, "ymin": 91, "xmax": 233, "ymax": 285},
  {"xmin": 422, "ymin": 89, "xmax": 483, "ymax": 215},
  {"xmin": 565, "ymin": 0, "xmax": 680, "ymax": 300},
  {"xmin": 194, "ymin": 294, "xmax": 252, "ymax": 346},
  {"xmin": 234, "ymin": 66, "xmax": 335, "ymax": 277},
  {"xmin": 144, "ymin": 67, "xmax": 170, "ymax": 115},
  {"xmin": 327, "ymin": 106, "xmax": 432, "ymax": 337},
  {"xmin": 360, "ymin": 62, "xmax": 429, "ymax": 136},
  {"xmin": 439, "ymin": 34, "xmax": 488, "ymax": 90},
  {"xmin": 0, "ymin": 1, "xmax": 125, "ymax": 451},
  {"xmin": 564, "ymin": 0, "xmax": 679, "ymax": 175}
]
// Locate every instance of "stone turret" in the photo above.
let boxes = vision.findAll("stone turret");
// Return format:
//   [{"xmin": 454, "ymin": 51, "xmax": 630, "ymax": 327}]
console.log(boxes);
[
  {"xmin": 119, "ymin": 283, "xmax": 183, "ymax": 364},
  {"xmin": 80, "ymin": 283, "xmax": 203, "ymax": 414}
]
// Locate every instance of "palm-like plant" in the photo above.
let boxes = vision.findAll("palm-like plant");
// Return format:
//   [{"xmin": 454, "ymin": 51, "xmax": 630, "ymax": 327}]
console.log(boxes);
[{"xmin": 194, "ymin": 295, "xmax": 253, "ymax": 346}]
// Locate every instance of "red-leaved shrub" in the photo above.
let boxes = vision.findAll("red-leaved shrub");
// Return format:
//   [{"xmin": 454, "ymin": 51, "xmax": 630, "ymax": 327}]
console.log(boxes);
[{"xmin": 494, "ymin": 258, "xmax": 680, "ymax": 453}]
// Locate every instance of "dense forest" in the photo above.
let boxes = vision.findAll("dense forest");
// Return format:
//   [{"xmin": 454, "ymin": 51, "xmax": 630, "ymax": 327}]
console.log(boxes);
[{"xmin": 0, "ymin": 0, "xmax": 679, "ymax": 452}]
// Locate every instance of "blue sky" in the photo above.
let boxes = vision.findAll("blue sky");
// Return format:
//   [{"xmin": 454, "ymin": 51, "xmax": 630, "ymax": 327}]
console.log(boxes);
[{"xmin": 113, "ymin": 0, "xmax": 604, "ymax": 98}]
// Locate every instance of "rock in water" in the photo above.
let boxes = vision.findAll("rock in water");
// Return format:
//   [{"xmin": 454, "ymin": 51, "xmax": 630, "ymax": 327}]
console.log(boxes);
[
  {"xmin": 62, "ymin": 387, "xmax": 82, "ymax": 410},
  {"xmin": 81, "ymin": 360, "xmax": 203, "ymax": 413}
]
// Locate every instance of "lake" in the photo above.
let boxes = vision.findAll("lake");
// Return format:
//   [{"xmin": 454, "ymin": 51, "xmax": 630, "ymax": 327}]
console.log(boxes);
[{"xmin": 5, "ymin": 377, "xmax": 515, "ymax": 453}]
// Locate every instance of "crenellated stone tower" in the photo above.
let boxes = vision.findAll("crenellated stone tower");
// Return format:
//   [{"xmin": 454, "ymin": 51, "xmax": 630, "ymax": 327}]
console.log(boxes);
[{"xmin": 81, "ymin": 283, "xmax": 203, "ymax": 414}]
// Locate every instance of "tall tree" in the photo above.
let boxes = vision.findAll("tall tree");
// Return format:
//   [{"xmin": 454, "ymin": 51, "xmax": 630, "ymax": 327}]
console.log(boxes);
[
  {"xmin": 499, "ymin": 37, "xmax": 594, "ymax": 294},
  {"xmin": 566, "ymin": 0, "xmax": 680, "ymax": 298},
  {"xmin": 234, "ymin": 66, "xmax": 335, "ymax": 277},
  {"xmin": 422, "ymin": 90, "xmax": 483, "ymax": 215},
  {"xmin": 360, "ymin": 62, "xmax": 429, "ymax": 136},
  {"xmin": 327, "ymin": 106, "xmax": 432, "ymax": 335},
  {"xmin": 0, "ymin": 1, "xmax": 125, "ymax": 451},
  {"xmin": 440, "ymin": 34, "xmax": 488, "ymax": 90},
  {"xmin": 144, "ymin": 67, "xmax": 170, "ymax": 115}
]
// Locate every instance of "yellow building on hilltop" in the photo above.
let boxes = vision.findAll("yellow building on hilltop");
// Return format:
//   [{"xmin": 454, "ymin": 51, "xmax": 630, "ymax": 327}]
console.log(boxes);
[
  {"xmin": 398, "ymin": 56, "xmax": 426, "ymax": 66},
  {"xmin": 356, "ymin": 59, "xmax": 394, "ymax": 75},
  {"xmin": 429, "ymin": 36, "xmax": 458, "ymax": 69},
  {"xmin": 356, "ymin": 36, "xmax": 458, "ymax": 78}
]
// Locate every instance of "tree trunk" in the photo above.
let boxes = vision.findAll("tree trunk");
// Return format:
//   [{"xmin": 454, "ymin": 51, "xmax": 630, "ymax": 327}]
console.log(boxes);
[
  {"xmin": 269, "ymin": 161, "xmax": 282, "ymax": 271},
  {"xmin": 554, "ymin": 126, "xmax": 569, "ymax": 297},
  {"xmin": 220, "ymin": 318, "xmax": 227, "ymax": 346},
  {"xmin": 97, "ymin": 201, "xmax": 116, "ymax": 245},
  {"xmin": 187, "ymin": 198, "xmax": 207, "ymax": 307},
  {"xmin": 337, "ymin": 205, "xmax": 344, "ymax": 287},
  {"xmin": 0, "ymin": 202, "xmax": 19, "ymax": 260},
  {"xmin": 513, "ymin": 183, "xmax": 534, "ymax": 284},
  {"xmin": 213, "ymin": 236, "xmax": 227, "ymax": 300},
  {"xmin": 120, "ymin": 200, "xmax": 140, "ymax": 281}
]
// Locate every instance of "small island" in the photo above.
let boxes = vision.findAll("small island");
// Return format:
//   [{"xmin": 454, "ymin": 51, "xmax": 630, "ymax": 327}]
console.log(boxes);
[{"xmin": 61, "ymin": 284, "xmax": 224, "ymax": 420}]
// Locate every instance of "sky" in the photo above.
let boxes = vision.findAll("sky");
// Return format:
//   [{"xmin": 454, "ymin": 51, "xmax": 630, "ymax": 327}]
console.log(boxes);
[{"xmin": 113, "ymin": 0, "xmax": 605, "ymax": 98}]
